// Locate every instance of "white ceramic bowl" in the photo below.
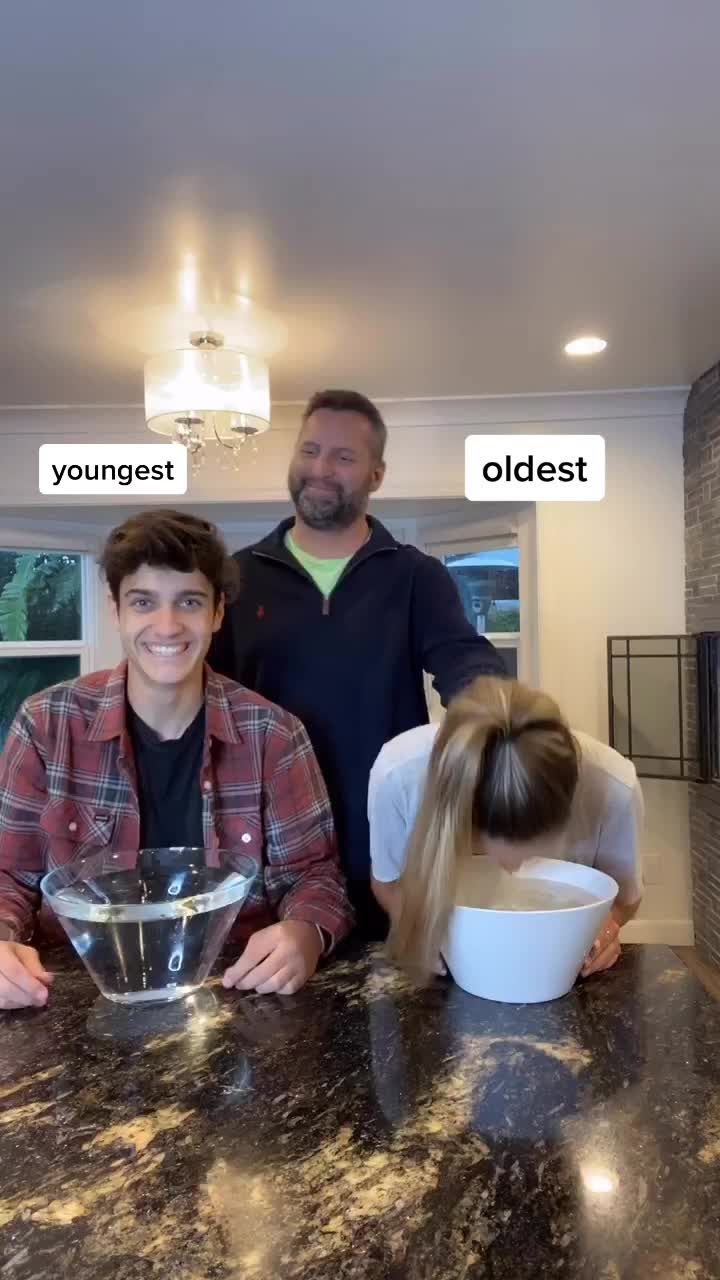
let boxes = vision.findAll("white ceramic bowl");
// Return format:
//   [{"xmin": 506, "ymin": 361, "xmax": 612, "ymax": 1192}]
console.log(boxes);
[{"xmin": 444, "ymin": 856, "xmax": 619, "ymax": 1004}]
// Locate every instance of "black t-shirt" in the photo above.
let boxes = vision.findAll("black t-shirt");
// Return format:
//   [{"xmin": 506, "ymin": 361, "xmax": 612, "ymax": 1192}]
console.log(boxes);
[{"xmin": 128, "ymin": 704, "xmax": 205, "ymax": 849}]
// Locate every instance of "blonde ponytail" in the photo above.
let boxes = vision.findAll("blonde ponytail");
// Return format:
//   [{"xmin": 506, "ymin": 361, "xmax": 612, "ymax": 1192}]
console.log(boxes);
[{"xmin": 387, "ymin": 677, "xmax": 579, "ymax": 975}]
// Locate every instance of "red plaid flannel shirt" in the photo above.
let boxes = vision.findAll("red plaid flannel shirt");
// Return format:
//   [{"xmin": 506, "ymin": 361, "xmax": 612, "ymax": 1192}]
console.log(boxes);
[{"xmin": 0, "ymin": 663, "xmax": 353, "ymax": 950}]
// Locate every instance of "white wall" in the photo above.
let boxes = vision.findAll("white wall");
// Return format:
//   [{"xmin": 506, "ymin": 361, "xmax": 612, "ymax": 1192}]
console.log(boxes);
[
  {"xmin": 531, "ymin": 409, "xmax": 691, "ymax": 945},
  {"xmin": 0, "ymin": 388, "xmax": 691, "ymax": 942}
]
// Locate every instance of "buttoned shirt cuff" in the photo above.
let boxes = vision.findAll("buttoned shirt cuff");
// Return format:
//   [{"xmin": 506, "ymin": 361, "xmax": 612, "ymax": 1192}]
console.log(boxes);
[{"xmin": 315, "ymin": 924, "xmax": 331, "ymax": 957}]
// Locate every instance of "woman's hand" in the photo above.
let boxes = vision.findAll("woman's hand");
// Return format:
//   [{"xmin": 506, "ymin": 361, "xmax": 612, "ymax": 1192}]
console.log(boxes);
[
  {"xmin": 581, "ymin": 913, "xmax": 621, "ymax": 976},
  {"xmin": 581, "ymin": 899, "xmax": 640, "ymax": 977}
]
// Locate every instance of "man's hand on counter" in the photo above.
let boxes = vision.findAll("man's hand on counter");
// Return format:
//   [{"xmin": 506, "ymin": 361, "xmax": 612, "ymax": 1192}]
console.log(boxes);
[
  {"xmin": 222, "ymin": 921, "xmax": 324, "ymax": 997},
  {"xmin": 0, "ymin": 941, "xmax": 54, "ymax": 1010}
]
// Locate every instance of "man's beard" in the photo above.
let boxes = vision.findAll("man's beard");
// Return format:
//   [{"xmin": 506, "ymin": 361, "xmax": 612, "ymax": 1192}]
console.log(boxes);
[{"xmin": 288, "ymin": 474, "xmax": 368, "ymax": 530}]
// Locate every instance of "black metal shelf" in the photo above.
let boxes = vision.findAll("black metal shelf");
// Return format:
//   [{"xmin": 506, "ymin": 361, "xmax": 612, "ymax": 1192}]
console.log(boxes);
[{"xmin": 607, "ymin": 632, "xmax": 719, "ymax": 783}]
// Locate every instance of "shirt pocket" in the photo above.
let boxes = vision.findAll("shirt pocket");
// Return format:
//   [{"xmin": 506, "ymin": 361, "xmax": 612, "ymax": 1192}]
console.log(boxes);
[
  {"xmin": 40, "ymin": 799, "xmax": 115, "ymax": 866},
  {"xmin": 213, "ymin": 810, "xmax": 263, "ymax": 877}
]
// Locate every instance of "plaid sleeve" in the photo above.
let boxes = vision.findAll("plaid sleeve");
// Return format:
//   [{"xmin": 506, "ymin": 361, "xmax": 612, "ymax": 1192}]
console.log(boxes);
[
  {"xmin": 261, "ymin": 710, "xmax": 354, "ymax": 950},
  {"xmin": 0, "ymin": 703, "xmax": 49, "ymax": 941}
]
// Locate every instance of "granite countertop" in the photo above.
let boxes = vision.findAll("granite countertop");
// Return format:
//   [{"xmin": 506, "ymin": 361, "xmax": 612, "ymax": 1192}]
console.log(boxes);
[{"xmin": 0, "ymin": 943, "xmax": 719, "ymax": 1279}]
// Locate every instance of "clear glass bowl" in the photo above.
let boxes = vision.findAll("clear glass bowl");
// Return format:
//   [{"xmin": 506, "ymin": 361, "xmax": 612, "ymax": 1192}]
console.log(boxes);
[{"xmin": 41, "ymin": 847, "xmax": 255, "ymax": 1005}]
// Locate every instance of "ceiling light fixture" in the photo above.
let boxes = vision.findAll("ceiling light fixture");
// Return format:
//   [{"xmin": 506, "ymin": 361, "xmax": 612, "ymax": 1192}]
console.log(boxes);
[
  {"xmin": 144, "ymin": 330, "xmax": 270, "ymax": 468},
  {"xmin": 564, "ymin": 335, "xmax": 608, "ymax": 357},
  {"xmin": 141, "ymin": 290, "xmax": 286, "ymax": 471}
]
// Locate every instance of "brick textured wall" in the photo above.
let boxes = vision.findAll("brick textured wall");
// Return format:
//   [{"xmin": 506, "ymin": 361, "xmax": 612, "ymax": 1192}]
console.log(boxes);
[{"xmin": 684, "ymin": 364, "xmax": 720, "ymax": 967}]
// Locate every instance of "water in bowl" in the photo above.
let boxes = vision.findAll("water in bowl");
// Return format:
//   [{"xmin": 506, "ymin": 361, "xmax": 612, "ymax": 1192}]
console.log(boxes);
[
  {"xmin": 52, "ymin": 865, "xmax": 247, "ymax": 1004},
  {"xmin": 468, "ymin": 875, "xmax": 599, "ymax": 913}
]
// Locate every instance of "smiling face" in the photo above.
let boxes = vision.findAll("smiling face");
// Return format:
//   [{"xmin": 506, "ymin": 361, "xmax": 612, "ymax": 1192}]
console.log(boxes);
[
  {"xmin": 113, "ymin": 564, "xmax": 224, "ymax": 693},
  {"xmin": 287, "ymin": 409, "xmax": 386, "ymax": 530}
]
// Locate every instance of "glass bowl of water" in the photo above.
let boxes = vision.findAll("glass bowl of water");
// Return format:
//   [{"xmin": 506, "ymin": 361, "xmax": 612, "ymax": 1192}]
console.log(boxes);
[{"xmin": 41, "ymin": 847, "xmax": 256, "ymax": 1005}]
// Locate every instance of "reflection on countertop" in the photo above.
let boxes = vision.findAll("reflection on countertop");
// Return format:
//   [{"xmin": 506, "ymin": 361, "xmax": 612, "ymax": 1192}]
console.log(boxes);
[{"xmin": 0, "ymin": 942, "xmax": 718, "ymax": 1278}]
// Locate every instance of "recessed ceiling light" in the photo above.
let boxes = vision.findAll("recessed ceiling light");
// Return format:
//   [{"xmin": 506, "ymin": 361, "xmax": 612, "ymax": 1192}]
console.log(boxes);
[{"xmin": 564, "ymin": 335, "xmax": 608, "ymax": 356}]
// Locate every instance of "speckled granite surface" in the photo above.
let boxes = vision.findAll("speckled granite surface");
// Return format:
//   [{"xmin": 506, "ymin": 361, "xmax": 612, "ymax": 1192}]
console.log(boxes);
[{"xmin": 0, "ymin": 943, "xmax": 719, "ymax": 1279}]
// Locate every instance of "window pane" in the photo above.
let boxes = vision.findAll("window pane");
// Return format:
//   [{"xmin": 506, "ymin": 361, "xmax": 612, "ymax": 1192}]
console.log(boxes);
[
  {"xmin": 609, "ymin": 656, "xmax": 630, "ymax": 755},
  {"xmin": 0, "ymin": 656, "xmax": 80, "ymax": 749},
  {"xmin": 627, "ymin": 654, "xmax": 683, "ymax": 760},
  {"xmin": 631, "ymin": 756, "xmax": 691, "ymax": 779},
  {"xmin": 0, "ymin": 551, "xmax": 82, "ymax": 642},
  {"xmin": 497, "ymin": 647, "xmax": 518, "ymax": 678},
  {"xmin": 628, "ymin": 637, "xmax": 686, "ymax": 657},
  {"xmin": 442, "ymin": 548, "xmax": 520, "ymax": 634},
  {"xmin": 608, "ymin": 638, "xmax": 700, "ymax": 779}
]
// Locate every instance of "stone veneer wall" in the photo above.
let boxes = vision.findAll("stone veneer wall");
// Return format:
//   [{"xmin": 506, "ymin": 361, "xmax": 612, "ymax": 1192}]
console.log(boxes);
[{"xmin": 684, "ymin": 364, "xmax": 720, "ymax": 965}]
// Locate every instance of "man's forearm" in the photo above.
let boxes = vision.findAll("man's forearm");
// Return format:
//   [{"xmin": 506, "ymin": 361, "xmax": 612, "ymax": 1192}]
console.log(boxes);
[
  {"xmin": 279, "ymin": 865, "xmax": 354, "ymax": 953},
  {"xmin": 0, "ymin": 860, "xmax": 40, "ymax": 942},
  {"xmin": 0, "ymin": 869, "xmax": 39, "ymax": 943}
]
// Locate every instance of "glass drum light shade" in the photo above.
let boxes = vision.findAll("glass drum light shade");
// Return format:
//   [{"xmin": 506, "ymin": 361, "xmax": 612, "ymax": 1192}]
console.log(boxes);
[{"xmin": 144, "ymin": 347, "xmax": 271, "ymax": 440}]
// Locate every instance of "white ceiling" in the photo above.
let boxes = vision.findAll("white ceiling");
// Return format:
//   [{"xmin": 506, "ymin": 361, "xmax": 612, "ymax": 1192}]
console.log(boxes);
[{"xmin": 2, "ymin": 1, "xmax": 720, "ymax": 407}]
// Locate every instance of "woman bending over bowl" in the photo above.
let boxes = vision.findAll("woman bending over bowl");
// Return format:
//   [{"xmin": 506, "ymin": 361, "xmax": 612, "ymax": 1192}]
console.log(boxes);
[{"xmin": 369, "ymin": 677, "xmax": 643, "ymax": 977}]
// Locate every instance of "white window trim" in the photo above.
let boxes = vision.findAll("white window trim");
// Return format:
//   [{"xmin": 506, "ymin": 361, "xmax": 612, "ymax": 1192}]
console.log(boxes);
[
  {"xmin": 483, "ymin": 631, "xmax": 521, "ymax": 651},
  {"xmin": 0, "ymin": 527, "xmax": 100, "ymax": 553}
]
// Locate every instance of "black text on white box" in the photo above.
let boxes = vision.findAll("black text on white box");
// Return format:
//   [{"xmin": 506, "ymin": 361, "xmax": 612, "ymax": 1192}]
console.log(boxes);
[
  {"xmin": 39, "ymin": 444, "xmax": 188, "ymax": 496},
  {"xmin": 465, "ymin": 435, "xmax": 605, "ymax": 502}
]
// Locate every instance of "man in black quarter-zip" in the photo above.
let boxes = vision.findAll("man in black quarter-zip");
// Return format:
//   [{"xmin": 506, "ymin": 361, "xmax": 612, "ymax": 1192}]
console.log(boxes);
[{"xmin": 210, "ymin": 389, "xmax": 505, "ymax": 938}]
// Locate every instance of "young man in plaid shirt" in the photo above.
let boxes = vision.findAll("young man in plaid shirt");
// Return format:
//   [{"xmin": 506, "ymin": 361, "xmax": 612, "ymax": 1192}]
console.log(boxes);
[{"xmin": 0, "ymin": 510, "xmax": 353, "ymax": 1011}]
